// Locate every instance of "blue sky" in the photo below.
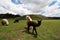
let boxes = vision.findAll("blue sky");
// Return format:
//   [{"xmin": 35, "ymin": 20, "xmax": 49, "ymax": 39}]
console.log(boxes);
[
  {"xmin": 48, "ymin": 0, "xmax": 57, "ymax": 7},
  {"xmin": 11, "ymin": 0, "xmax": 22, "ymax": 4},
  {"xmin": 0, "ymin": 0, "xmax": 60, "ymax": 17}
]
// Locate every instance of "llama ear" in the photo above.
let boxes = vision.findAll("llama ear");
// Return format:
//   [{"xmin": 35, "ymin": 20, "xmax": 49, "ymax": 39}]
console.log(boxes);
[
  {"xmin": 37, "ymin": 20, "xmax": 40, "ymax": 21},
  {"xmin": 38, "ymin": 19, "xmax": 42, "ymax": 21}
]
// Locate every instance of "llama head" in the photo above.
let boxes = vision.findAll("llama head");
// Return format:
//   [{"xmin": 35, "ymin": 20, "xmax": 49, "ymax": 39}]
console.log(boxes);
[
  {"xmin": 38, "ymin": 19, "xmax": 42, "ymax": 24},
  {"xmin": 26, "ymin": 15, "xmax": 32, "ymax": 21},
  {"xmin": 26, "ymin": 15, "xmax": 30, "ymax": 19},
  {"xmin": 36, "ymin": 19, "xmax": 42, "ymax": 26},
  {"xmin": 37, "ymin": 19, "xmax": 42, "ymax": 22}
]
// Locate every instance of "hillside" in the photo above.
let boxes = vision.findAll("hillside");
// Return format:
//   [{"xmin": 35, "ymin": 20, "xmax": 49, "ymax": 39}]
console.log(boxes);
[
  {"xmin": 1, "ymin": 13, "xmax": 59, "ymax": 20},
  {"xmin": 20, "ymin": 15, "xmax": 47, "ymax": 20},
  {"xmin": 0, "ymin": 13, "xmax": 48, "ymax": 20},
  {"xmin": 48, "ymin": 17, "xmax": 60, "ymax": 19}
]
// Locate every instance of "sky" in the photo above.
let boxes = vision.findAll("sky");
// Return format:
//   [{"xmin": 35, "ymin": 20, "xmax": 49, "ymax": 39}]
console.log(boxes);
[{"xmin": 0, "ymin": 0, "xmax": 60, "ymax": 17}]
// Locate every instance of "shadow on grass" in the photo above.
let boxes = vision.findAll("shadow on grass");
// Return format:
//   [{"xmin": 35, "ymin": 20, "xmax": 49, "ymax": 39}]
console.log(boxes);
[
  {"xmin": 0, "ymin": 24, "xmax": 8, "ymax": 26},
  {"xmin": 26, "ymin": 31, "xmax": 38, "ymax": 38},
  {"xmin": 21, "ymin": 28, "xmax": 38, "ymax": 38}
]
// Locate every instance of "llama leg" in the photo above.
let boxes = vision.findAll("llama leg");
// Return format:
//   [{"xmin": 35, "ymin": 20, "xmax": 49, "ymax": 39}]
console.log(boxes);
[
  {"xmin": 33, "ymin": 27, "xmax": 37, "ymax": 35},
  {"xmin": 32, "ymin": 27, "xmax": 34, "ymax": 33},
  {"xmin": 27, "ymin": 25, "xmax": 30, "ymax": 32}
]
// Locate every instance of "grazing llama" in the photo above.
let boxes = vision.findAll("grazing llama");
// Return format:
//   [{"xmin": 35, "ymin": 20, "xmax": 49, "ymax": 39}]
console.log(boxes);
[
  {"xmin": 14, "ymin": 17, "xmax": 20, "ymax": 23},
  {"xmin": 1, "ymin": 19, "xmax": 9, "ymax": 26}
]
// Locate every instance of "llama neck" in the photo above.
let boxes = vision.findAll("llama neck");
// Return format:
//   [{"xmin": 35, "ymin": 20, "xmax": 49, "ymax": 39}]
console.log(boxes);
[{"xmin": 37, "ymin": 21, "xmax": 41, "ymax": 26}]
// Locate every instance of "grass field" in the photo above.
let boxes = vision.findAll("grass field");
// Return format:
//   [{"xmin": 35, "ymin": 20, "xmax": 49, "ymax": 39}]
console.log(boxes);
[{"xmin": 0, "ymin": 19, "xmax": 60, "ymax": 40}]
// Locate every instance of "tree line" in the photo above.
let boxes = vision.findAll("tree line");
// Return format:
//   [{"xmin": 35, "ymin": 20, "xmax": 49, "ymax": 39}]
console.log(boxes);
[{"xmin": 0, "ymin": 13, "xmax": 20, "ymax": 18}]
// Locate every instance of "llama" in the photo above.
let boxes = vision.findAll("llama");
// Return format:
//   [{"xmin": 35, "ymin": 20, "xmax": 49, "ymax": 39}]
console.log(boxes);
[
  {"xmin": 14, "ymin": 17, "xmax": 20, "ymax": 23},
  {"xmin": 26, "ymin": 15, "xmax": 33, "ymax": 22},
  {"xmin": 26, "ymin": 15, "xmax": 42, "ymax": 35},
  {"xmin": 1, "ymin": 19, "xmax": 9, "ymax": 26},
  {"xmin": 27, "ymin": 20, "xmax": 42, "ymax": 35}
]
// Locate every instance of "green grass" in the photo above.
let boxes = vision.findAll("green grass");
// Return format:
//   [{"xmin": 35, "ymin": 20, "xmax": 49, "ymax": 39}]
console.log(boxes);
[{"xmin": 0, "ymin": 19, "xmax": 60, "ymax": 40}]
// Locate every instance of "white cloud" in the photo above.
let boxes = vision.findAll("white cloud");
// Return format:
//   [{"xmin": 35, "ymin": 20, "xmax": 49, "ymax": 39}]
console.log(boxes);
[
  {"xmin": 0, "ymin": 0, "xmax": 60, "ymax": 17},
  {"xmin": 21, "ymin": 0, "xmax": 50, "ymax": 13},
  {"xmin": 40, "ymin": 0, "xmax": 60, "ymax": 17},
  {"xmin": 0, "ymin": 6, "xmax": 17, "ymax": 15},
  {"xmin": 0, "ymin": 0, "xmax": 31, "ymax": 15},
  {"xmin": 0, "ymin": 0, "xmax": 50, "ymax": 14}
]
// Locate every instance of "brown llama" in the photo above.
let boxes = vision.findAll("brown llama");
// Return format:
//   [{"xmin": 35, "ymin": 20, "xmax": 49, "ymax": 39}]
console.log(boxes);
[
  {"xmin": 27, "ymin": 19, "xmax": 42, "ymax": 35},
  {"xmin": 14, "ymin": 17, "xmax": 20, "ymax": 23}
]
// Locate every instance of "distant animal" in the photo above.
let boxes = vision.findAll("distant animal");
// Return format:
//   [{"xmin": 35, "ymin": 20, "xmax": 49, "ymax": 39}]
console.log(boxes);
[
  {"xmin": 27, "ymin": 19, "xmax": 42, "ymax": 35},
  {"xmin": 14, "ymin": 17, "xmax": 20, "ymax": 23},
  {"xmin": 1, "ymin": 19, "xmax": 9, "ymax": 26}
]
